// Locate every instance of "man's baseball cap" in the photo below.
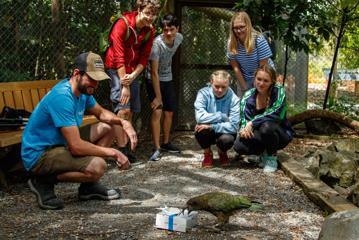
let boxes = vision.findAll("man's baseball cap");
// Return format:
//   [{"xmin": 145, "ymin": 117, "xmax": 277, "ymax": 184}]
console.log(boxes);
[{"xmin": 74, "ymin": 51, "xmax": 110, "ymax": 81}]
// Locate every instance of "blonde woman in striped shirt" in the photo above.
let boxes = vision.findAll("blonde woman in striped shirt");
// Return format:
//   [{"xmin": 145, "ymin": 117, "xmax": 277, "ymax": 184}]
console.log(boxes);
[{"xmin": 227, "ymin": 11, "xmax": 274, "ymax": 96}]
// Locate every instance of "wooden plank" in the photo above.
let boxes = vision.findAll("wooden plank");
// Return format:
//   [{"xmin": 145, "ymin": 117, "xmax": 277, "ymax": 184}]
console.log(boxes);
[
  {"xmin": 38, "ymin": 88, "xmax": 46, "ymax": 100},
  {"xmin": 82, "ymin": 115, "xmax": 99, "ymax": 127},
  {"xmin": 0, "ymin": 80, "xmax": 59, "ymax": 92},
  {"xmin": 355, "ymin": 81, "xmax": 359, "ymax": 96},
  {"xmin": 30, "ymin": 89, "xmax": 40, "ymax": 108},
  {"xmin": 3, "ymin": 92, "xmax": 15, "ymax": 108},
  {"xmin": 22, "ymin": 90, "xmax": 33, "ymax": 112},
  {"xmin": 0, "ymin": 130, "xmax": 23, "ymax": 147},
  {"xmin": 13, "ymin": 90, "xmax": 24, "ymax": 109},
  {"xmin": 0, "ymin": 115, "xmax": 98, "ymax": 147},
  {"xmin": 278, "ymin": 153, "xmax": 358, "ymax": 213},
  {"xmin": 0, "ymin": 93, "xmax": 4, "ymax": 112}
]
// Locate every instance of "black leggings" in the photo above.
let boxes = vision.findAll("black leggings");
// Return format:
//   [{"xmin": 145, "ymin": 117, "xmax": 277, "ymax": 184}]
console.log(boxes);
[
  {"xmin": 195, "ymin": 129, "xmax": 236, "ymax": 152},
  {"xmin": 233, "ymin": 121, "xmax": 291, "ymax": 155}
]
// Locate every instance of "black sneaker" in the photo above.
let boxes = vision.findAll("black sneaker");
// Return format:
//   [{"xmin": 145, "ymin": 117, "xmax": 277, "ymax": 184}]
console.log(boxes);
[
  {"xmin": 118, "ymin": 147, "xmax": 137, "ymax": 163},
  {"xmin": 28, "ymin": 178, "xmax": 64, "ymax": 210},
  {"xmin": 78, "ymin": 182, "xmax": 121, "ymax": 201},
  {"xmin": 149, "ymin": 149, "xmax": 161, "ymax": 161},
  {"xmin": 161, "ymin": 142, "xmax": 181, "ymax": 153}
]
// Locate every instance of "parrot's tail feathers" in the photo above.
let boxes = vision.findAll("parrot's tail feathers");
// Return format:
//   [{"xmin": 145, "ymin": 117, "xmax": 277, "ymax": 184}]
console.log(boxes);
[{"xmin": 249, "ymin": 202, "xmax": 263, "ymax": 211}]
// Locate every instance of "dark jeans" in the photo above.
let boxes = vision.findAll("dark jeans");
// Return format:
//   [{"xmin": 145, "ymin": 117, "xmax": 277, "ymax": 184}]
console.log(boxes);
[
  {"xmin": 233, "ymin": 121, "xmax": 291, "ymax": 155},
  {"xmin": 195, "ymin": 129, "xmax": 236, "ymax": 152}
]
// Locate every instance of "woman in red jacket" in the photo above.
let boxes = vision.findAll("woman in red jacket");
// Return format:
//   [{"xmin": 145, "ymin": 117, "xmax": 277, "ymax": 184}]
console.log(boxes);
[{"xmin": 105, "ymin": 0, "xmax": 161, "ymax": 162}]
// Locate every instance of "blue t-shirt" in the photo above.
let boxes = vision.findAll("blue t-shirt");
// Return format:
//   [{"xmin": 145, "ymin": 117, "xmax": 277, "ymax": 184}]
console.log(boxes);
[
  {"xmin": 227, "ymin": 35, "xmax": 274, "ymax": 87},
  {"xmin": 21, "ymin": 79, "xmax": 96, "ymax": 171}
]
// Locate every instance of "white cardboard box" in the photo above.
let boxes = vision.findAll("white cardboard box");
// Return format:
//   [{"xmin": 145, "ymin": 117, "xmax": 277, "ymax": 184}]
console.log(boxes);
[{"xmin": 155, "ymin": 207, "xmax": 198, "ymax": 232}]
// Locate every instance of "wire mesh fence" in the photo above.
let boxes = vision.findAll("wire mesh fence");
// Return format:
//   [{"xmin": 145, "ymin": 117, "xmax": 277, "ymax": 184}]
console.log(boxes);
[
  {"xmin": 1, "ymin": 1, "xmax": 357, "ymax": 132},
  {"xmin": 176, "ymin": 6, "xmax": 310, "ymax": 129},
  {"xmin": 0, "ymin": 0, "xmax": 132, "ymax": 111}
]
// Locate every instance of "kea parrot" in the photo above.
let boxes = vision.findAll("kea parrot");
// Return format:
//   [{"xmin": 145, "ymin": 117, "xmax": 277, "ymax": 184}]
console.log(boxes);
[{"xmin": 185, "ymin": 191, "xmax": 262, "ymax": 228}]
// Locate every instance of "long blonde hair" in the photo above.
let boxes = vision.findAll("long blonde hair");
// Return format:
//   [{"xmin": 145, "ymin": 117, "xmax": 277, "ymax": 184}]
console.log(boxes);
[{"xmin": 228, "ymin": 11, "xmax": 259, "ymax": 55}]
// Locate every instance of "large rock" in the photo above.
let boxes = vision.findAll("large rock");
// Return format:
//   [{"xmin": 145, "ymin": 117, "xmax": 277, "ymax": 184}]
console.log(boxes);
[
  {"xmin": 332, "ymin": 139, "xmax": 359, "ymax": 153},
  {"xmin": 305, "ymin": 149, "xmax": 358, "ymax": 187},
  {"xmin": 319, "ymin": 209, "xmax": 359, "ymax": 240},
  {"xmin": 304, "ymin": 139, "xmax": 359, "ymax": 189}
]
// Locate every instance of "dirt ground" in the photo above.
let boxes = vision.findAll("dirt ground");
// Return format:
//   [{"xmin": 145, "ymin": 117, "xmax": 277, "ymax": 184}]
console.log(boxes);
[{"xmin": 0, "ymin": 131, "xmax": 329, "ymax": 240}]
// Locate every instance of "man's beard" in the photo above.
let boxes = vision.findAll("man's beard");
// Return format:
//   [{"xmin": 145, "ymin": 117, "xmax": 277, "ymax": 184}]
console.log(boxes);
[{"xmin": 77, "ymin": 76, "xmax": 95, "ymax": 95}]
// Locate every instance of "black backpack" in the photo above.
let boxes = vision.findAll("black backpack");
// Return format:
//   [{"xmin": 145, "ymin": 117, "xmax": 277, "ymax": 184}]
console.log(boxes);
[
  {"xmin": 0, "ymin": 106, "xmax": 31, "ymax": 131},
  {"xmin": 262, "ymin": 31, "xmax": 276, "ymax": 60}
]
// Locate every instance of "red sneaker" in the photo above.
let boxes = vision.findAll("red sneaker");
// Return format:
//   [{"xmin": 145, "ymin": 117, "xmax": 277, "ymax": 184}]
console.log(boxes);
[
  {"xmin": 201, "ymin": 152, "xmax": 214, "ymax": 168},
  {"xmin": 219, "ymin": 151, "xmax": 230, "ymax": 167}
]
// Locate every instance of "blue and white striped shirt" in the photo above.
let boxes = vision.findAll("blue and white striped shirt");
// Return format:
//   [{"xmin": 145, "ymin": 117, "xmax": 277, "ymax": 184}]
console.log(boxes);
[{"xmin": 227, "ymin": 35, "xmax": 274, "ymax": 88}]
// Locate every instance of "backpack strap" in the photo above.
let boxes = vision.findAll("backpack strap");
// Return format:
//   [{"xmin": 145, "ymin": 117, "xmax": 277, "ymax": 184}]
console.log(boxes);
[
  {"xmin": 118, "ymin": 15, "xmax": 131, "ymax": 41},
  {"xmin": 144, "ymin": 30, "xmax": 151, "ymax": 42},
  {"xmin": 118, "ymin": 15, "xmax": 150, "ymax": 43}
]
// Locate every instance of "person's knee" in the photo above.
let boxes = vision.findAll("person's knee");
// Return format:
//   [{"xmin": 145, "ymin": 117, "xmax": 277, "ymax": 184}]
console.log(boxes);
[
  {"xmin": 84, "ymin": 157, "xmax": 107, "ymax": 182},
  {"xmin": 152, "ymin": 109, "xmax": 162, "ymax": 120},
  {"xmin": 260, "ymin": 122, "xmax": 275, "ymax": 136},
  {"xmin": 233, "ymin": 139, "xmax": 244, "ymax": 153},
  {"xmin": 96, "ymin": 123, "xmax": 113, "ymax": 137},
  {"xmin": 217, "ymin": 135, "xmax": 234, "ymax": 151},
  {"xmin": 164, "ymin": 111, "xmax": 173, "ymax": 118},
  {"xmin": 195, "ymin": 129, "xmax": 208, "ymax": 142},
  {"xmin": 118, "ymin": 109, "xmax": 131, "ymax": 119},
  {"xmin": 195, "ymin": 129, "xmax": 213, "ymax": 149}
]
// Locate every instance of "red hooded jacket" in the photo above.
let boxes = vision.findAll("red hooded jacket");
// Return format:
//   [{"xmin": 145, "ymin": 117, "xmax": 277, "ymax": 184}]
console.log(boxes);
[{"xmin": 105, "ymin": 11, "xmax": 155, "ymax": 73}]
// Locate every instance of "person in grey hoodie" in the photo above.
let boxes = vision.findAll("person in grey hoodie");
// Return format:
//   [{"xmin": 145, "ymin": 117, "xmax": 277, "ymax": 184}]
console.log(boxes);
[{"xmin": 194, "ymin": 70, "xmax": 240, "ymax": 168}]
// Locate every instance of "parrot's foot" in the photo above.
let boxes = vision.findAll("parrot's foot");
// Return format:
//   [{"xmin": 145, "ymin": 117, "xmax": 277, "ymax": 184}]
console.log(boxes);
[
  {"xmin": 197, "ymin": 225, "xmax": 222, "ymax": 233},
  {"xmin": 214, "ymin": 223, "xmax": 229, "ymax": 231}
]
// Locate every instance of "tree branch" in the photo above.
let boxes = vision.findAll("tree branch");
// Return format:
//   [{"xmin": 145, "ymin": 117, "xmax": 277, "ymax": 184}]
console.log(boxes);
[{"xmin": 288, "ymin": 110, "xmax": 359, "ymax": 134}]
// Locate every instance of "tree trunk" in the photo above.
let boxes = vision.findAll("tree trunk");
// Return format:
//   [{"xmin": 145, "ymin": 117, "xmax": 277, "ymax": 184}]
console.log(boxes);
[
  {"xmin": 164, "ymin": 0, "xmax": 175, "ymax": 14},
  {"xmin": 14, "ymin": 22, "xmax": 20, "ymax": 70},
  {"xmin": 323, "ymin": 8, "xmax": 348, "ymax": 109},
  {"xmin": 288, "ymin": 109, "xmax": 359, "ymax": 133},
  {"xmin": 283, "ymin": 45, "xmax": 289, "ymax": 85},
  {"xmin": 52, "ymin": 0, "xmax": 65, "ymax": 79}
]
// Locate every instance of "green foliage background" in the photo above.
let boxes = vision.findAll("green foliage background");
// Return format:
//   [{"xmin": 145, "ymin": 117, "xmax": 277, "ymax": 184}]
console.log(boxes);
[{"xmin": 0, "ymin": 0, "xmax": 149, "ymax": 82}]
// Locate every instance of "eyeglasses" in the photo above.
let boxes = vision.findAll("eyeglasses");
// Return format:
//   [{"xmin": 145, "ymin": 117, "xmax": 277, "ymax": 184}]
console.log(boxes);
[{"xmin": 232, "ymin": 25, "xmax": 247, "ymax": 32}]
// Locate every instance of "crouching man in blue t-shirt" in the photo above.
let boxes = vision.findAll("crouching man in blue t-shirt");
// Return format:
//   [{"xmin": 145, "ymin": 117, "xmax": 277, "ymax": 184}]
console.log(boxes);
[{"xmin": 21, "ymin": 52, "xmax": 137, "ymax": 210}]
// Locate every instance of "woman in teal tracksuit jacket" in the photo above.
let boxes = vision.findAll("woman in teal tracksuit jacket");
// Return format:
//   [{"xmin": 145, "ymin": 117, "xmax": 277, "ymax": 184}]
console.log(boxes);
[{"xmin": 233, "ymin": 64, "xmax": 294, "ymax": 173}]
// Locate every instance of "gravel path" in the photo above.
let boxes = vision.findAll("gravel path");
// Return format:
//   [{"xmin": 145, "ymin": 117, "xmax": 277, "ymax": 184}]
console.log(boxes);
[{"xmin": 0, "ymin": 132, "xmax": 324, "ymax": 239}]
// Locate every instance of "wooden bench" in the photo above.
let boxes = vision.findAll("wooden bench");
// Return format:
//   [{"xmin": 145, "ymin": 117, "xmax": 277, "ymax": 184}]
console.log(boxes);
[{"xmin": 0, "ymin": 80, "xmax": 98, "ymax": 148}]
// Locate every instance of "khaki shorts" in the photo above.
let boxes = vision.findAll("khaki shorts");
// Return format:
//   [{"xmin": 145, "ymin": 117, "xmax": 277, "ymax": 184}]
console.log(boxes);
[{"xmin": 31, "ymin": 146, "xmax": 95, "ymax": 175}]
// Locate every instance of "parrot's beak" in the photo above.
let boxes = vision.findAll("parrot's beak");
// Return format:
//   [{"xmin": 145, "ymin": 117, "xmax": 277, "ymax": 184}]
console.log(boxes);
[
  {"xmin": 180, "ymin": 206, "xmax": 191, "ymax": 215},
  {"xmin": 180, "ymin": 207, "xmax": 186, "ymax": 215},
  {"xmin": 185, "ymin": 205, "xmax": 193, "ymax": 214}
]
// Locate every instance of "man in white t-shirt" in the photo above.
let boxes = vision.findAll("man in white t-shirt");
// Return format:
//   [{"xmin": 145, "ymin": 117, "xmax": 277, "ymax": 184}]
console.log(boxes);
[{"xmin": 145, "ymin": 14, "xmax": 183, "ymax": 161}]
